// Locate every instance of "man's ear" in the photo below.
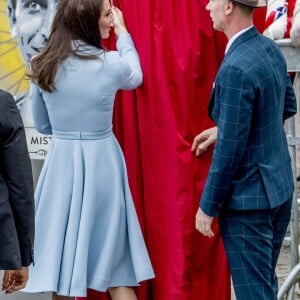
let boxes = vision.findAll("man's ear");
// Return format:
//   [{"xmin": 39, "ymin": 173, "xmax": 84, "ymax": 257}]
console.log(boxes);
[
  {"xmin": 225, "ymin": 0, "xmax": 233, "ymax": 15},
  {"xmin": 7, "ymin": 0, "xmax": 17, "ymax": 38}
]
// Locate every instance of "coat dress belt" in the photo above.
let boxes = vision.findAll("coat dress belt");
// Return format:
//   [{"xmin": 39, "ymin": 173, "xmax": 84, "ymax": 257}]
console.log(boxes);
[{"xmin": 52, "ymin": 127, "xmax": 112, "ymax": 140}]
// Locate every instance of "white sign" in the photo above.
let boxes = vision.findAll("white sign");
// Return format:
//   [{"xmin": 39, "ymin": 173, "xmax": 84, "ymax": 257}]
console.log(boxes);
[{"xmin": 25, "ymin": 127, "xmax": 52, "ymax": 160}]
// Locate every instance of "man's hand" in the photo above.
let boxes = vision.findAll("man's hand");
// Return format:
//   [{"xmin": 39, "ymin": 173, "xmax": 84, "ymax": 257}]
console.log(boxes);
[
  {"xmin": 195, "ymin": 207, "xmax": 214, "ymax": 238},
  {"xmin": 2, "ymin": 267, "xmax": 29, "ymax": 294},
  {"xmin": 191, "ymin": 126, "xmax": 217, "ymax": 156}
]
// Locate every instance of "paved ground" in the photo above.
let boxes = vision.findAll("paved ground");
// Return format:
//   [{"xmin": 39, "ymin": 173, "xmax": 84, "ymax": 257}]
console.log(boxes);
[{"xmin": 276, "ymin": 244, "xmax": 300, "ymax": 299}]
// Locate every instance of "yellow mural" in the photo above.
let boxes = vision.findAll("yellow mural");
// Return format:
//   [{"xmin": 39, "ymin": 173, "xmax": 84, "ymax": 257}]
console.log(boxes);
[{"xmin": 0, "ymin": 0, "xmax": 28, "ymax": 94}]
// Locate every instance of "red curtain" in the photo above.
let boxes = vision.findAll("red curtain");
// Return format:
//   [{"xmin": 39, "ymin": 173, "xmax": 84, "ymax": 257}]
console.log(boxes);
[{"xmin": 77, "ymin": 3, "xmax": 266, "ymax": 300}]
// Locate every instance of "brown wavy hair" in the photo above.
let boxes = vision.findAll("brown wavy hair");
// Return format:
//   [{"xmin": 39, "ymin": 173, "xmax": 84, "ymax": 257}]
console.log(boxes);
[{"xmin": 29, "ymin": 0, "xmax": 105, "ymax": 92}]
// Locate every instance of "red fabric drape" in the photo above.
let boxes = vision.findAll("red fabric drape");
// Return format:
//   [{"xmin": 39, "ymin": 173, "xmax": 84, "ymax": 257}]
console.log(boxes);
[{"xmin": 77, "ymin": 3, "xmax": 266, "ymax": 300}]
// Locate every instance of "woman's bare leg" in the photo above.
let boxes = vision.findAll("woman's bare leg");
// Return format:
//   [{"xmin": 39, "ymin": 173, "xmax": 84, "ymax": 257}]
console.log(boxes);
[
  {"xmin": 108, "ymin": 287, "xmax": 137, "ymax": 300},
  {"xmin": 52, "ymin": 293, "xmax": 75, "ymax": 300}
]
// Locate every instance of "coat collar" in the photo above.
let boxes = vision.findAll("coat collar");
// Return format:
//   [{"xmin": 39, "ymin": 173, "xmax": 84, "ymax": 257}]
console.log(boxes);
[
  {"xmin": 225, "ymin": 26, "xmax": 259, "ymax": 58},
  {"xmin": 71, "ymin": 40, "xmax": 104, "ymax": 56}
]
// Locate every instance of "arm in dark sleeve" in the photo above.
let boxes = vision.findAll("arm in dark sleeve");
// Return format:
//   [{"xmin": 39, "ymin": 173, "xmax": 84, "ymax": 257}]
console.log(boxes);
[
  {"xmin": 200, "ymin": 67, "xmax": 254, "ymax": 216},
  {"xmin": 283, "ymin": 74, "xmax": 297, "ymax": 121},
  {"xmin": 1, "ymin": 91, "xmax": 34, "ymax": 267}
]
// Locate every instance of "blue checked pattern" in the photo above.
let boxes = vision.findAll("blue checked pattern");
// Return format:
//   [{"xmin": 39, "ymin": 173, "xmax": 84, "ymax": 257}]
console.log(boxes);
[
  {"xmin": 219, "ymin": 199, "xmax": 292, "ymax": 300},
  {"xmin": 200, "ymin": 27, "xmax": 297, "ymax": 217}
]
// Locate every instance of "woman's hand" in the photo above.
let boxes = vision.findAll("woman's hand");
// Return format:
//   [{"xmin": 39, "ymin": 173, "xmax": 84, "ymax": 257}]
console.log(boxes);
[{"xmin": 111, "ymin": 6, "xmax": 128, "ymax": 38}]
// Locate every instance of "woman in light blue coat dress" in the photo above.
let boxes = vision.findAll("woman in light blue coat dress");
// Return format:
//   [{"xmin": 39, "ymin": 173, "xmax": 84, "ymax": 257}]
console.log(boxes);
[{"xmin": 21, "ymin": 0, "xmax": 154, "ymax": 299}]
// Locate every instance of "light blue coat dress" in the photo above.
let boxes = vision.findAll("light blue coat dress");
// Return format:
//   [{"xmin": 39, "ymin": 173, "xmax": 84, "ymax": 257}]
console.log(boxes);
[{"xmin": 22, "ymin": 33, "xmax": 154, "ymax": 297}]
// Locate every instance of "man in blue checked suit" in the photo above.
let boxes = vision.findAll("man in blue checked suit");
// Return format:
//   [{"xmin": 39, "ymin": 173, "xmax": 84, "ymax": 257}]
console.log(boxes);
[{"xmin": 192, "ymin": 0, "xmax": 297, "ymax": 298}]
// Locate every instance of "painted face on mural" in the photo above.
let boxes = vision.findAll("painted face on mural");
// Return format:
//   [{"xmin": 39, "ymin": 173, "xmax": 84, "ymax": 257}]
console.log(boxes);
[{"xmin": 7, "ymin": 0, "xmax": 59, "ymax": 65}]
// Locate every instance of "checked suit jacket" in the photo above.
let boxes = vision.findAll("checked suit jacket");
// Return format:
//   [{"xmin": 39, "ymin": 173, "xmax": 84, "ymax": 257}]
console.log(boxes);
[
  {"xmin": 0, "ymin": 89, "xmax": 34, "ymax": 269},
  {"xmin": 200, "ymin": 27, "xmax": 297, "ymax": 217}
]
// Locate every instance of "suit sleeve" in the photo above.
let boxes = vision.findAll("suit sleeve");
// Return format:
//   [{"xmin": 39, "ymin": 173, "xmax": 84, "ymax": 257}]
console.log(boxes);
[
  {"xmin": 2, "ymin": 93, "xmax": 35, "ymax": 267},
  {"xmin": 29, "ymin": 82, "xmax": 52, "ymax": 134},
  {"xmin": 283, "ymin": 74, "xmax": 297, "ymax": 121},
  {"xmin": 200, "ymin": 66, "xmax": 254, "ymax": 216}
]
